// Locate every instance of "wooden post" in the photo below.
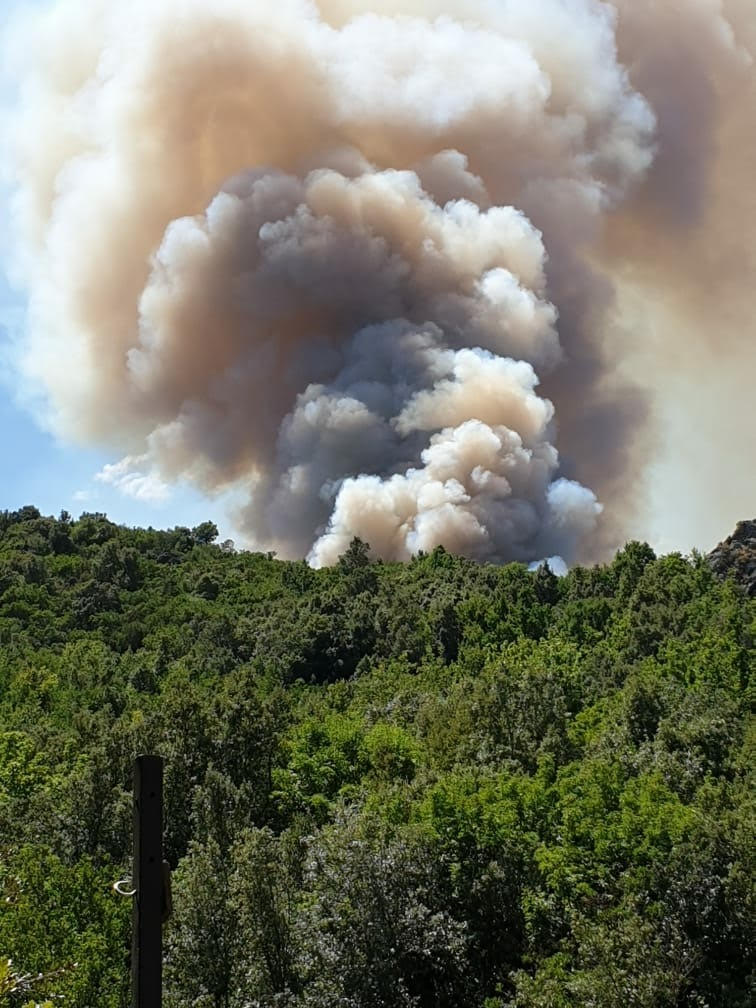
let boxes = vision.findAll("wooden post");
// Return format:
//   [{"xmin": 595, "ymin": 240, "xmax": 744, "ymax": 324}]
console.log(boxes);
[{"xmin": 132, "ymin": 755, "xmax": 163, "ymax": 1008}]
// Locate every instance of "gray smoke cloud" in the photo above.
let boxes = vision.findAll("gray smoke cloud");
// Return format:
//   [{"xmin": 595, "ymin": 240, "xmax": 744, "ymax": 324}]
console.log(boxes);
[{"xmin": 3, "ymin": 0, "xmax": 754, "ymax": 563}]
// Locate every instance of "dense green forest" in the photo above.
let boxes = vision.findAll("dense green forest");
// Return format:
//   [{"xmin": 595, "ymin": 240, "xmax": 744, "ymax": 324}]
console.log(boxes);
[{"xmin": 0, "ymin": 506, "xmax": 752, "ymax": 1007}]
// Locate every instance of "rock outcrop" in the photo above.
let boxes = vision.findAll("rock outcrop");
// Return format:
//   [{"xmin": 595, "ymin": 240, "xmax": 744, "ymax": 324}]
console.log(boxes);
[{"xmin": 708, "ymin": 520, "xmax": 756, "ymax": 597}]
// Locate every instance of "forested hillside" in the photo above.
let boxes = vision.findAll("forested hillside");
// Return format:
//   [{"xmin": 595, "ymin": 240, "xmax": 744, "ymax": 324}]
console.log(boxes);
[{"xmin": 0, "ymin": 507, "xmax": 753, "ymax": 1007}]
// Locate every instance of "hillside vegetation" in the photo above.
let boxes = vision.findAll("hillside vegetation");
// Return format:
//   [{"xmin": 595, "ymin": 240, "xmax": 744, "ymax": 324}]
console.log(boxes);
[{"xmin": 0, "ymin": 507, "xmax": 753, "ymax": 1007}]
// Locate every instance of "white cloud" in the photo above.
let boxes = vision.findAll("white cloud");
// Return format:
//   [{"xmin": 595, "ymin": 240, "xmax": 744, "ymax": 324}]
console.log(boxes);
[{"xmin": 96, "ymin": 454, "xmax": 171, "ymax": 504}]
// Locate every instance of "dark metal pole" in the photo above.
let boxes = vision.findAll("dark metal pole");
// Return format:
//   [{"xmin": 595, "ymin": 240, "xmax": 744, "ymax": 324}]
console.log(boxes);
[{"xmin": 132, "ymin": 755, "xmax": 163, "ymax": 1008}]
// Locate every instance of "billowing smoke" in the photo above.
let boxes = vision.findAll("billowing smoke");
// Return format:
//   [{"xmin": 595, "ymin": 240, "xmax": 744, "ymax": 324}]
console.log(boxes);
[{"xmin": 3, "ymin": 0, "xmax": 755, "ymax": 563}]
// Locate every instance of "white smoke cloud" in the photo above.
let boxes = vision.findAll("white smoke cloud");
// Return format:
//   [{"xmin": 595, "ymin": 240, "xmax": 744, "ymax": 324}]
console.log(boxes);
[
  {"xmin": 96, "ymin": 455, "xmax": 171, "ymax": 504},
  {"xmin": 3, "ymin": 0, "xmax": 754, "ymax": 563}
]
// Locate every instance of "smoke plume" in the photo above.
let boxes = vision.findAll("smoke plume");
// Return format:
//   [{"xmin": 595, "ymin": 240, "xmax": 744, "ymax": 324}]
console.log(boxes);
[{"xmin": 4, "ymin": 0, "xmax": 755, "ymax": 563}]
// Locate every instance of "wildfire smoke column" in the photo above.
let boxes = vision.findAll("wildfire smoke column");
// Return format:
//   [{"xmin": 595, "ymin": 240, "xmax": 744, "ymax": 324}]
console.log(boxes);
[{"xmin": 4, "ymin": 0, "xmax": 754, "ymax": 562}]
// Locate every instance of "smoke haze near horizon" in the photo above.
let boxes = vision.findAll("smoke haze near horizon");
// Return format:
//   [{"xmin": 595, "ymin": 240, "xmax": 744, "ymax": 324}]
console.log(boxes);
[{"xmin": 3, "ymin": 0, "xmax": 755, "ymax": 563}]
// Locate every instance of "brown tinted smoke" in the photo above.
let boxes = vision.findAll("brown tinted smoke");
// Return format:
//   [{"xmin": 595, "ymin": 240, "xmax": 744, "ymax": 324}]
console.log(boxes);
[{"xmin": 5, "ymin": 0, "xmax": 754, "ymax": 563}]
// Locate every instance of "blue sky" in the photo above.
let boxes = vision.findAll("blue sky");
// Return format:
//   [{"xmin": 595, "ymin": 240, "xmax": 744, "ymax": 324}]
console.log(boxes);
[
  {"xmin": 0, "ymin": 196, "xmax": 229, "ymax": 535},
  {"xmin": 0, "ymin": 281, "xmax": 228, "ymax": 532},
  {"xmin": 0, "ymin": 0, "xmax": 217, "ymax": 535},
  {"xmin": 0, "ymin": 0, "xmax": 229, "ymax": 532}
]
